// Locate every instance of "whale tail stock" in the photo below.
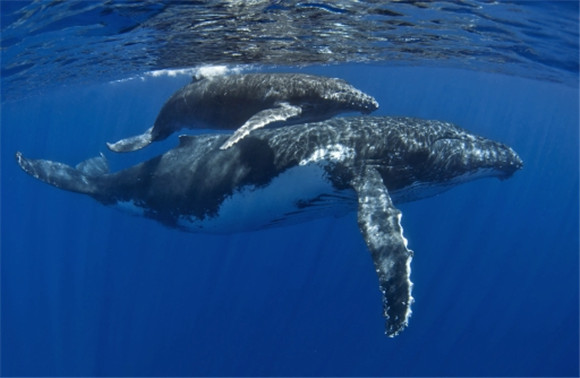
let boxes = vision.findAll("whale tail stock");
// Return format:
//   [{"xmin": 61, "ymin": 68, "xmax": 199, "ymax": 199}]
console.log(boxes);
[
  {"xmin": 15, "ymin": 151, "xmax": 108, "ymax": 195},
  {"xmin": 106, "ymin": 126, "xmax": 153, "ymax": 153}
]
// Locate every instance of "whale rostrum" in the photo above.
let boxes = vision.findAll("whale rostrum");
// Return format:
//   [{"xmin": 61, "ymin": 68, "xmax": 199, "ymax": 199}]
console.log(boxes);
[
  {"xmin": 106, "ymin": 73, "xmax": 379, "ymax": 152},
  {"xmin": 17, "ymin": 116, "xmax": 522, "ymax": 336}
]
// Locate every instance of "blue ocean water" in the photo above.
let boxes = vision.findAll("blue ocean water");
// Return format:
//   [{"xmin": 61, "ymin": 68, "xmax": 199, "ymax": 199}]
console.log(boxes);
[{"xmin": 1, "ymin": 2, "xmax": 579, "ymax": 378}]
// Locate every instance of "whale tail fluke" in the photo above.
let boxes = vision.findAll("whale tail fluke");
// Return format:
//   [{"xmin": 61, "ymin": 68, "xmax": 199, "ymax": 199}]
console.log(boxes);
[
  {"xmin": 15, "ymin": 152, "xmax": 108, "ymax": 195},
  {"xmin": 107, "ymin": 126, "xmax": 153, "ymax": 153}
]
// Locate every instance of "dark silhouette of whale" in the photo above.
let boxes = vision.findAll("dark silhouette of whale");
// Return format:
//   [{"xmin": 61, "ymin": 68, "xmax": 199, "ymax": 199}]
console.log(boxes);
[
  {"xmin": 17, "ymin": 116, "xmax": 522, "ymax": 336},
  {"xmin": 106, "ymin": 73, "xmax": 379, "ymax": 152}
]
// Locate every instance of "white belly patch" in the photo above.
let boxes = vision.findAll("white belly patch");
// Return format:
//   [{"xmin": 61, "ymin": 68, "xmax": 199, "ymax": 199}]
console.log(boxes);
[
  {"xmin": 177, "ymin": 163, "xmax": 356, "ymax": 233},
  {"xmin": 112, "ymin": 163, "xmax": 356, "ymax": 233}
]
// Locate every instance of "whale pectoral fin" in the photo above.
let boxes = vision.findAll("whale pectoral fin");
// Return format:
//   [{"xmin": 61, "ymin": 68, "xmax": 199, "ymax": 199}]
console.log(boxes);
[
  {"xmin": 352, "ymin": 166, "xmax": 414, "ymax": 337},
  {"xmin": 107, "ymin": 126, "xmax": 154, "ymax": 153},
  {"xmin": 220, "ymin": 102, "xmax": 302, "ymax": 150}
]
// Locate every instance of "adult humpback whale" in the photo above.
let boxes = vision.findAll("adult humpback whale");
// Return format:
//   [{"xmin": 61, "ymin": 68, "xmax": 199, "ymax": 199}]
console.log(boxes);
[
  {"xmin": 106, "ymin": 73, "xmax": 379, "ymax": 152},
  {"xmin": 17, "ymin": 116, "xmax": 522, "ymax": 336}
]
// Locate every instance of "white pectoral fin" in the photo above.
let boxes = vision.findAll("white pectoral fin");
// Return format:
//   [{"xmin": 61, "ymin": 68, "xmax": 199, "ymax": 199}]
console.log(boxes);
[
  {"xmin": 352, "ymin": 166, "xmax": 414, "ymax": 337},
  {"xmin": 220, "ymin": 102, "xmax": 302, "ymax": 150}
]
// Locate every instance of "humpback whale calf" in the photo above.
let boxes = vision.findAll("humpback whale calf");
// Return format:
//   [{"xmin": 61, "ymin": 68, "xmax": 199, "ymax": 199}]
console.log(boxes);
[
  {"xmin": 106, "ymin": 73, "xmax": 379, "ymax": 152},
  {"xmin": 17, "ymin": 116, "xmax": 522, "ymax": 336}
]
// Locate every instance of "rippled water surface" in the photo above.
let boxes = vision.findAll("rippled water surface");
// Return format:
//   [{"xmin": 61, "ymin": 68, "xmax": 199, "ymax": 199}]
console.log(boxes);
[
  {"xmin": 1, "ymin": 1, "xmax": 578, "ymax": 377},
  {"xmin": 1, "ymin": 1, "xmax": 578, "ymax": 101}
]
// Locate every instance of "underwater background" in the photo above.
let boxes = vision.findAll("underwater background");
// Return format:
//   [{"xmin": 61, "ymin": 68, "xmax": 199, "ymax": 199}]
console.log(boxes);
[{"xmin": 1, "ymin": 1, "xmax": 578, "ymax": 377}]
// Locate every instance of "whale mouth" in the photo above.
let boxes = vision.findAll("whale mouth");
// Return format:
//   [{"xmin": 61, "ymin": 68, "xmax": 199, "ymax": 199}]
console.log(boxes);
[
  {"xmin": 361, "ymin": 97, "xmax": 379, "ymax": 113},
  {"xmin": 497, "ymin": 157, "xmax": 523, "ymax": 180},
  {"xmin": 480, "ymin": 145, "xmax": 523, "ymax": 179}
]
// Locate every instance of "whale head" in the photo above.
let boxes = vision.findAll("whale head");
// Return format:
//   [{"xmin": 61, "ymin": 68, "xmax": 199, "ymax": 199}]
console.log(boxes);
[
  {"xmin": 423, "ymin": 131, "xmax": 523, "ymax": 182},
  {"xmin": 374, "ymin": 119, "xmax": 523, "ymax": 202}
]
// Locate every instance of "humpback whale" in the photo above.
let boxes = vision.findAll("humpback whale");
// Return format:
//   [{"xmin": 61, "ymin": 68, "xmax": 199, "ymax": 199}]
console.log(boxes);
[
  {"xmin": 17, "ymin": 116, "xmax": 522, "ymax": 336},
  {"xmin": 106, "ymin": 73, "xmax": 379, "ymax": 152}
]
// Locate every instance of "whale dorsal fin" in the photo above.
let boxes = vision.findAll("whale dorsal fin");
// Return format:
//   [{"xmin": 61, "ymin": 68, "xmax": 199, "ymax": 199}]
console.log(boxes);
[
  {"xmin": 351, "ymin": 165, "xmax": 414, "ymax": 337},
  {"xmin": 178, "ymin": 134, "xmax": 235, "ymax": 150},
  {"xmin": 220, "ymin": 102, "xmax": 302, "ymax": 150},
  {"xmin": 192, "ymin": 73, "xmax": 209, "ymax": 82},
  {"xmin": 178, "ymin": 134, "xmax": 199, "ymax": 147}
]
